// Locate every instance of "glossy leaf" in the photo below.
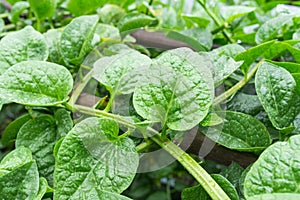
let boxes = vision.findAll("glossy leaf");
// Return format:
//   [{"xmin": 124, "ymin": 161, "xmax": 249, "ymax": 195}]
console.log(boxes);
[
  {"xmin": 54, "ymin": 117, "xmax": 139, "ymax": 199},
  {"xmin": 0, "ymin": 26, "xmax": 48, "ymax": 67},
  {"xmin": 16, "ymin": 115, "xmax": 58, "ymax": 186},
  {"xmin": 9, "ymin": 1, "xmax": 30, "ymax": 24},
  {"xmin": 54, "ymin": 108, "xmax": 73, "ymax": 138},
  {"xmin": 0, "ymin": 146, "xmax": 33, "ymax": 170},
  {"xmin": 60, "ymin": 15, "xmax": 99, "ymax": 67},
  {"xmin": 227, "ymin": 93, "xmax": 263, "ymax": 115},
  {"xmin": 133, "ymin": 48, "xmax": 214, "ymax": 131},
  {"xmin": 28, "ymin": 0, "xmax": 56, "ymax": 21},
  {"xmin": 200, "ymin": 111, "xmax": 271, "ymax": 152},
  {"xmin": 293, "ymin": 29, "xmax": 300, "ymax": 40},
  {"xmin": 1, "ymin": 114, "xmax": 32, "ymax": 146},
  {"xmin": 247, "ymin": 193, "xmax": 300, "ymax": 200},
  {"xmin": 255, "ymin": 62, "xmax": 297, "ymax": 129},
  {"xmin": 98, "ymin": 4, "xmax": 125, "ymax": 24},
  {"xmin": 67, "ymin": 0, "xmax": 104, "ymax": 16},
  {"xmin": 255, "ymin": 15, "xmax": 294, "ymax": 44},
  {"xmin": 221, "ymin": 5, "xmax": 256, "ymax": 23},
  {"xmin": 95, "ymin": 23, "xmax": 121, "ymax": 40},
  {"xmin": 212, "ymin": 44, "xmax": 245, "ymax": 58},
  {"xmin": 220, "ymin": 162, "xmax": 244, "ymax": 190},
  {"xmin": 235, "ymin": 40, "xmax": 275, "ymax": 74},
  {"xmin": 167, "ymin": 28, "xmax": 213, "ymax": 51},
  {"xmin": 244, "ymin": 135, "xmax": 300, "ymax": 198},
  {"xmin": 44, "ymin": 29, "xmax": 63, "ymax": 64},
  {"xmin": 267, "ymin": 60, "xmax": 300, "ymax": 74},
  {"xmin": 181, "ymin": 174, "xmax": 239, "ymax": 200},
  {"xmin": 93, "ymin": 50, "xmax": 152, "ymax": 95},
  {"xmin": 181, "ymin": 15, "xmax": 210, "ymax": 28},
  {"xmin": 200, "ymin": 112, "xmax": 223, "ymax": 127},
  {"xmin": 208, "ymin": 54, "xmax": 243, "ymax": 86},
  {"xmin": 0, "ymin": 147, "xmax": 39, "ymax": 199},
  {"xmin": 118, "ymin": 13, "xmax": 157, "ymax": 37},
  {"xmin": 36, "ymin": 177, "xmax": 49, "ymax": 200},
  {"xmin": 0, "ymin": 61, "xmax": 73, "ymax": 106}
]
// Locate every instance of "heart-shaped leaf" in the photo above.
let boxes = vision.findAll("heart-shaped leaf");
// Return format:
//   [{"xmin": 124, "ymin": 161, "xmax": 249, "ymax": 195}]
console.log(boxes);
[
  {"xmin": 60, "ymin": 15, "xmax": 99, "ymax": 67},
  {"xmin": 0, "ymin": 61, "xmax": 73, "ymax": 106},
  {"xmin": 244, "ymin": 135, "xmax": 300, "ymax": 198},
  {"xmin": 255, "ymin": 61, "xmax": 297, "ymax": 129},
  {"xmin": 93, "ymin": 50, "xmax": 152, "ymax": 95},
  {"xmin": 54, "ymin": 117, "xmax": 139, "ymax": 199},
  {"xmin": 200, "ymin": 111, "xmax": 271, "ymax": 152},
  {"xmin": 0, "ymin": 147, "xmax": 39, "ymax": 199},
  {"xmin": 133, "ymin": 48, "xmax": 214, "ymax": 131},
  {"xmin": 0, "ymin": 26, "xmax": 48, "ymax": 69}
]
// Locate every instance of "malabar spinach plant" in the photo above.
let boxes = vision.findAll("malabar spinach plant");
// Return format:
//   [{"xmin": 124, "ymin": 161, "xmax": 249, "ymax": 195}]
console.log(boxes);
[{"xmin": 1, "ymin": 0, "xmax": 300, "ymax": 199}]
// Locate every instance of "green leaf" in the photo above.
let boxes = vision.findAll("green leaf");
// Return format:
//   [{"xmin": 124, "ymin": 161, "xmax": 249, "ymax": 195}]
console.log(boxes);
[
  {"xmin": 210, "ymin": 174, "xmax": 239, "ymax": 200},
  {"xmin": 167, "ymin": 28, "xmax": 213, "ymax": 51},
  {"xmin": 133, "ymin": 48, "xmax": 214, "ymax": 131},
  {"xmin": 0, "ymin": 146, "xmax": 33, "ymax": 171},
  {"xmin": 54, "ymin": 117, "xmax": 139, "ymax": 199},
  {"xmin": 181, "ymin": 174, "xmax": 239, "ymax": 200},
  {"xmin": 207, "ymin": 54, "xmax": 243, "ymax": 86},
  {"xmin": 54, "ymin": 108, "xmax": 73, "ymax": 138},
  {"xmin": 0, "ymin": 61, "xmax": 73, "ymax": 106},
  {"xmin": 95, "ymin": 23, "xmax": 121, "ymax": 40},
  {"xmin": 244, "ymin": 135, "xmax": 300, "ymax": 198},
  {"xmin": 16, "ymin": 115, "xmax": 59, "ymax": 186},
  {"xmin": 35, "ymin": 177, "xmax": 49, "ymax": 200},
  {"xmin": 255, "ymin": 61, "xmax": 297, "ymax": 129},
  {"xmin": 28, "ymin": 0, "xmax": 56, "ymax": 21},
  {"xmin": 98, "ymin": 4, "xmax": 125, "ymax": 24},
  {"xmin": 200, "ymin": 112, "xmax": 223, "ymax": 127},
  {"xmin": 60, "ymin": 15, "xmax": 99, "ymax": 67},
  {"xmin": 221, "ymin": 5, "xmax": 256, "ymax": 23},
  {"xmin": 9, "ymin": 1, "xmax": 29, "ymax": 24},
  {"xmin": 212, "ymin": 44, "xmax": 246, "ymax": 58},
  {"xmin": 220, "ymin": 162, "xmax": 244, "ymax": 190},
  {"xmin": 247, "ymin": 193, "xmax": 300, "ymax": 200},
  {"xmin": 227, "ymin": 93, "xmax": 263, "ymax": 116},
  {"xmin": 292, "ymin": 73, "xmax": 300, "ymax": 95},
  {"xmin": 181, "ymin": 15, "xmax": 210, "ymax": 28},
  {"xmin": 255, "ymin": 15, "xmax": 294, "ymax": 44},
  {"xmin": 1, "ymin": 114, "xmax": 32, "ymax": 146},
  {"xmin": 263, "ymin": 41, "xmax": 300, "ymax": 63},
  {"xmin": 0, "ymin": 147, "xmax": 39, "ymax": 199},
  {"xmin": 0, "ymin": 26, "xmax": 48, "ymax": 67},
  {"xmin": 267, "ymin": 60, "xmax": 300, "ymax": 73},
  {"xmin": 93, "ymin": 50, "xmax": 152, "ymax": 95},
  {"xmin": 181, "ymin": 184, "xmax": 210, "ymax": 200},
  {"xmin": 293, "ymin": 29, "xmax": 300, "ymax": 40},
  {"xmin": 235, "ymin": 40, "xmax": 275, "ymax": 74},
  {"xmin": 44, "ymin": 29, "xmax": 63, "ymax": 64},
  {"xmin": 200, "ymin": 111, "xmax": 271, "ymax": 152},
  {"xmin": 118, "ymin": 13, "xmax": 157, "ymax": 37},
  {"xmin": 239, "ymin": 165, "xmax": 251, "ymax": 198},
  {"xmin": 67, "ymin": 0, "xmax": 104, "ymax": 16}
]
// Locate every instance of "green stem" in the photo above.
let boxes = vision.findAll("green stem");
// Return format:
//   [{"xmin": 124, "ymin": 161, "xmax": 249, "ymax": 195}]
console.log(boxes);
[
  {"xmin": 213, "ymin": 59, "xmax": 265, "ymax": 106},
  {"xmin": 36, "ymin": 19, "xmax": 42, "ymax": 32},
  {"xmin": 71, "ymin": 104, "xmax": 230, "ymax": 200},
  {"xmin": 0, "ymin": 13, "xmax": 9, "ymax": 19},
  {"xmin": 104, "ymin": 92, "xmax": 115, "ymax": 112},
  {"xmin": 68, "ymin": 69, "xmax": 93, "ymax": 106},
  {"xmin": 4, "ymin": 24, "xmax": 16, "ymax": 31},
  {"xmin": 151, "ymin": 135, "xmax": 230, "ymax": 200},
  {"xmin": 196, "ymin": 0, "xmax": 234, "ymax": 43},
  {"xmin": 136, "ymin": 140, "xmax": 152, "ymax": 152}
]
